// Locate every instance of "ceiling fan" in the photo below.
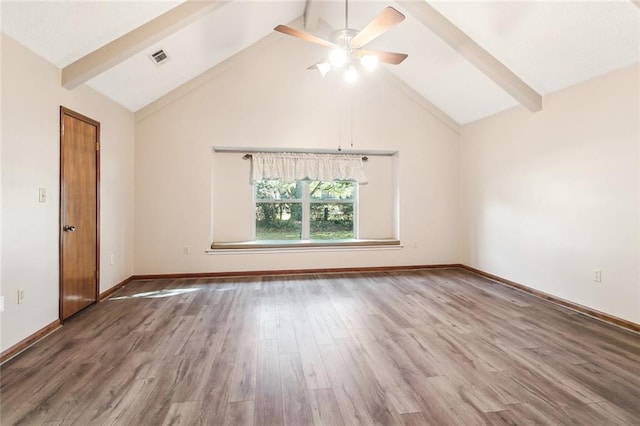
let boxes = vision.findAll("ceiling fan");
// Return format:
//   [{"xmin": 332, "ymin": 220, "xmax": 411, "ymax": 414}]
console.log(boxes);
[{"xmin": 274, "ymin": 0, "xmax": 408, "ymax": 81}]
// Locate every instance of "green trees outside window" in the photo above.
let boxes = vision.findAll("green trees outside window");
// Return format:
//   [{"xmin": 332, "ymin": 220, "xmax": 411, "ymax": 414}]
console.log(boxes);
[{"xmin": 255, "ymin": 180, "xmax": 356, "ymax": 240}]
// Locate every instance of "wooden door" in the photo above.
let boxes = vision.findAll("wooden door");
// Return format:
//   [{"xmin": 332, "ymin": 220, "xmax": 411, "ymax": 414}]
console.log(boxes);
[{"xmin": 59, "ymin": 107, "xmax": 100, "ymax": 320}]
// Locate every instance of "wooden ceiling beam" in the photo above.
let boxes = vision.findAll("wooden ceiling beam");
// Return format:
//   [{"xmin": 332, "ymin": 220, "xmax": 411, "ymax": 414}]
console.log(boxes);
[
  {"xmin": 62, "ymin": 0, "xmax": 229, "ymax": 89},
  {"xmin": 397, "ymin": 0, "xmax": 542, "ymax": 113}
]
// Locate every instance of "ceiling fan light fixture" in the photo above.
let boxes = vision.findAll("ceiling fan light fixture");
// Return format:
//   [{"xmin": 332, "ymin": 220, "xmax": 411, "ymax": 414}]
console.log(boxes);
[
  {"xmin": 361, "ymin": 54, "xmax": 379, "ymax": 71},
  {"xmin": 344, "ymin": 66, "xmax": 358, "ymax": 83},
  {"xmin": 329, "ymin": 49, "xmax": 349, "ymax": 68},
  {"xmin": 317, "ymin": 62, "xmax": 332, "ymax": 77}
]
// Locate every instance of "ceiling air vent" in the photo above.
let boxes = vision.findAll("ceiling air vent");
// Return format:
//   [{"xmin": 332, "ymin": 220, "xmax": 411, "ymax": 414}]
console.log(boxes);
[{"xmin": 149, "ymin": 49, "xmax": 169, "ymax": 66}]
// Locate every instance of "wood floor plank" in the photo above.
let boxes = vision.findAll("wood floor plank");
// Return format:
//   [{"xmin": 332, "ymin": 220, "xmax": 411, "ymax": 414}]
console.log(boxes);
[
  {"xmin": 72, "ymin": 376, "xmax": 156, "ymax": 425},
  {"xmin": 427, "ymin": 375, "xmax": 494, "ymax": 423},
  {"xmin": 315, "ymin": 280, "xmax": 351, "ymax": 339},
  {"xmin": 63, "ymin": 357, "xmax": 154, "ymax": 422},
  {"xmin": 224, "ymin": 400, "xmax": 254, "ymax": 426},
  {"xmin": 293, "ymin": 318, "xmax": 331, "ymax": 390},
  {"xmin": 304, "ymin": 302, "xmax": 336, "ymax": 345},
  {"xmin": 227, "ymin": 286, "xmax": 261, "ymax": 403},
  {"xmin": 560, "ymin": 361, "xmax": 640, "ymax": 419},
  {"xmin": 161, "ymin": 401, "xmax": 203, "ymax": 425},
  {"xmin": 259, "ymin": 295, "xmax": 278, "ymax": 340},
  {"xmin": 3, "ymin": 268, "xmax": 639, "ymax": 426},
  {"xmin": 594, "ymin": 400, "xmax": 640, "ymax": 425},
  {"xmin": 254, "ymin": 339, "xmax": 284, "ymax": 426},
  {"xmin": 287, "ymin": 277, "xmax": 313, "ymax": 320},
  {"xmin": 199, "ymin": 349, "xmax": 238, "ymax": 425},
  {"xmin": 347, "ymin": 332, "xmax": 423, "ymax": 414},
  {"xmin": 359, "ymin": 277, "xmax": 420, "ymax": 327},
  {"xmin": 392, "ymin": 333, "xmax": 444, "ymax": 378},
  {"xmin": 318, "ymin": 343, "xmax": 377, "ymax": 425},
  {"xmin": 483, "ymin": 407, "xmax": 541, "ymax": 425},
  {"xmin": 307, "ymin": 388, "xmax": 345, "ymax": 426},
  {"xmin": 1, "ymin": 362, "xmax": 97, "ymax": 425},
  {"xmin": 277, "ymin": 319, "xmax": 299, "ymax": 354},
  {"xmin": 279, "ymin": 352, "xmax": 314, "ymax": 426},
  {"xmin": 301, "ymin": 282, "xmax": 336, "ymax": 345},
  {"xmin": 401, "ymin": 410, "xmax": 457, "ymax": 426},
  {"xmin": 329, "ymin": 294, "xmax": 369, "ymax": 331},
  {"xmin": 169, "ymin": 349, "xmax": 218, "ymax": 403},
  {"xmin": 334, "ymin": 338, "xmax": 406, "ymax": 424},
  {"xmin": 100, "ymin": 377, "xmax": 157, "ymax": 425},
  {"xmin": 228, "ymin": 336, "xmax": 258, "ymax": 402}
]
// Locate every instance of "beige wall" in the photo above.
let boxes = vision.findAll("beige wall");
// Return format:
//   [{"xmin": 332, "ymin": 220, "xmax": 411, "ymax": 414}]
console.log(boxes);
[
  {"xmin": 460, "ymin": 64, "xmax": 640, "ymax": 323},
  {"xmin": 1, "ymin": 35, "xmax": 135, "ymax": 352},
  {"xmin": 0, "ymin": 34, "xmax": 3, "ymax": 352},
  {"xmin": 134, "ymin": 35, "xmax": 461, "ymax": 274}
]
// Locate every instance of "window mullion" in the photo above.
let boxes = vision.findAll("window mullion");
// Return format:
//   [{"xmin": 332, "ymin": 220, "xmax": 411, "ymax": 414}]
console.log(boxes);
[
  {"xmin": 252, "ymin": 185, "xmax": 257, "ymax": 240},
  {"xmin": 302, "ymin": 181, "xmax": 310, "ymax": 239},
  {"xmin": 353, "ymin": 184, "xmax": 359, "ymax": 239}
]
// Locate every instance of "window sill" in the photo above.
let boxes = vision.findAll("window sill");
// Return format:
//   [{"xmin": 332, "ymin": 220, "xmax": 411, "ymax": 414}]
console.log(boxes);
[{"xmin": 208, "ymin": 239, "xmax": 401, "ymax": 253}]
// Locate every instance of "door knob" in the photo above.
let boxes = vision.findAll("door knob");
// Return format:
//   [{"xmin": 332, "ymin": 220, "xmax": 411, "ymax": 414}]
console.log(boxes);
[{"xmin": 63, "ymin": 225, "xmax": 76, "ymax": 232}]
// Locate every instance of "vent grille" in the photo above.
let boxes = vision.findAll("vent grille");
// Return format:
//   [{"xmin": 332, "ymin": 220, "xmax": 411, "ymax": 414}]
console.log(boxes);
[{"xmin": 149, "ymin": 49, "xmax": 169, "ymax": 66}]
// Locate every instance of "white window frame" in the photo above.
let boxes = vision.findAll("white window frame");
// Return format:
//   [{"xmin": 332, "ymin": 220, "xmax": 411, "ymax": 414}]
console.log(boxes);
[{"xmin": 253, "ymin": 180, "xmax": 358, "ymax": 241}]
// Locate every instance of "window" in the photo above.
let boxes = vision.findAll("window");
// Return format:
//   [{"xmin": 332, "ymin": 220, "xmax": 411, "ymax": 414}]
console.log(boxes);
[
  {"xmin": 255, "ymin": 180, "xmax": 356, "ymax": 241},
  {"xmin": 210, "ymin": 150, "xmax": 399, "ymax": 249}
]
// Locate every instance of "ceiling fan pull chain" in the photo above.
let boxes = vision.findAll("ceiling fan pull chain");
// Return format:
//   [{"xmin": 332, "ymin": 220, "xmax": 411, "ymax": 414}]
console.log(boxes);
[
  {"xmin": 338, "ymin": 94, "xmax": 343, "ymax": 149},
  {"xmin": 350, "ymin": 97, "xmax": 354, "ymax": 148}
]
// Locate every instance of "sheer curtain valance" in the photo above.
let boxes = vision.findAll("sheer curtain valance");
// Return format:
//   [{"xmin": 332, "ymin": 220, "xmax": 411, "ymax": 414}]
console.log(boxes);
[{"xmin": 251, "ymin": 152, "xmax": 367, "ymax": 183}]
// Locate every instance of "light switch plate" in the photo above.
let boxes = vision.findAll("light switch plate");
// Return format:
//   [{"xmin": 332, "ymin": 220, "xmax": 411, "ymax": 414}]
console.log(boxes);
[{"xmin": 38, "ymin": 187, "xmax": 46, "ymax": 203}]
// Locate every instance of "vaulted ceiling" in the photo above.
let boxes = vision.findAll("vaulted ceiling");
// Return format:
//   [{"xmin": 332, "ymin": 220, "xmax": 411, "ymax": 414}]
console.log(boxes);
[{"xmin": 2, "ymin": 1, "xmax": 639, "ymax": 125}]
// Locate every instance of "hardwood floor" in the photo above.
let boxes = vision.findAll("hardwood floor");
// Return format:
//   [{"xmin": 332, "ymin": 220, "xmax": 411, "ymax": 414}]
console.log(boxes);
[{"xmin": 2, "ymin": 268, "xmax": 639, "ymax": 425}]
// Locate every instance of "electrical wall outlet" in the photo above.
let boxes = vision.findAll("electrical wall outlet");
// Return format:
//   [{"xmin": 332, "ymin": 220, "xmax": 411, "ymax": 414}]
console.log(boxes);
[
  {"xmin": 0, "ymin": 296, "xmax": 5, "ymax": 312},
  {"xmin": 594, "ymin": 270, "xmax": 603, "ymax": 283},
  {"xmin": 17, "ymin": 289, "xmax": 25, "ymax": 304},
  {"xmin": 183, "ymin": 246, "xmax": 191, "ymax": 255}
]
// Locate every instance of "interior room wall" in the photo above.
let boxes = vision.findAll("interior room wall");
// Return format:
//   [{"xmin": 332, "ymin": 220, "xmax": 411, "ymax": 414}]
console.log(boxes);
[
  {"xmin": 460, "ymin": 64, "xmax": 640, "ymax": 324},
  {"xmin": 1, "ymin": 34, "xmax": 135, "ymax": 352},
  {"xmin": 0, "ymin": 34, "xmax": 4, "ymax": 353},
  {"xmin": 134, "ymin": 35, "xmax": 460, "ymax": 275}
]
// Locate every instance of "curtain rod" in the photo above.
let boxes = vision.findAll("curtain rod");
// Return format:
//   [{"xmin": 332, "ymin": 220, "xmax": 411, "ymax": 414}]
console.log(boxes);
[
  {"xmin": 242, "ymin": 153, "xmax": 368, "ymax": 161},
  {"xmin": 212, "ymin": 146, "xmax": 397, "ymax": 157}
]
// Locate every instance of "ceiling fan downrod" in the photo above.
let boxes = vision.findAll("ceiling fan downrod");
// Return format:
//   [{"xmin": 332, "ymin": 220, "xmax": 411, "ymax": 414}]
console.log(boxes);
[{"xmin": 345, "ymin": 0, "xmax": 349, "ymax": 29}]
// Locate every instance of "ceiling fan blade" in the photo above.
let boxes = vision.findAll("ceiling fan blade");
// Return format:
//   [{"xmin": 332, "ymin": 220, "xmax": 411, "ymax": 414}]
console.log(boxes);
[
  {"xmin": 274, "ymin": 25, "xmax": 338, "ymax": 49},
  {"xmin": 350, "ymin": 7, "xmax": 405, "ymax": 49},
  {"xmin": 357, "ymin": 50, "xmax": 408, "ymax": 65}
]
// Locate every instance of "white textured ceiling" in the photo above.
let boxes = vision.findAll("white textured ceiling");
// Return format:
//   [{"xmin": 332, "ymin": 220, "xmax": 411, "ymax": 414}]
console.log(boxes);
[
  {"xmin": 87, "ymin": 1, "xmax": 306, "ymax": 111},
  {"xmin": 0, "ymin": 0, "xmax": 185, "ymax": 66},
  {"xmin": 429, "ymin": 1, "xmax": 640, "ymax": 94},
  {"xmin": 2, "ymin": 1, "xmax": 639, "ymax": 125}
]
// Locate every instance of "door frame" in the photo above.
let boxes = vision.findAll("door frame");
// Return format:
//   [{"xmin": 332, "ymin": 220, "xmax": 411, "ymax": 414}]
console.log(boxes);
[{"xmin": 59, "ymin": 106, "xmax": 101, "ymax": 320}]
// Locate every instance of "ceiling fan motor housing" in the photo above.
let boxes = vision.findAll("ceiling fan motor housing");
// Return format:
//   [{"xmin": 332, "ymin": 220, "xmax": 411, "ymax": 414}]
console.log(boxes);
[{"xmin": 332, "ymin": 28, "xmax": 359, "ymax": 48}]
